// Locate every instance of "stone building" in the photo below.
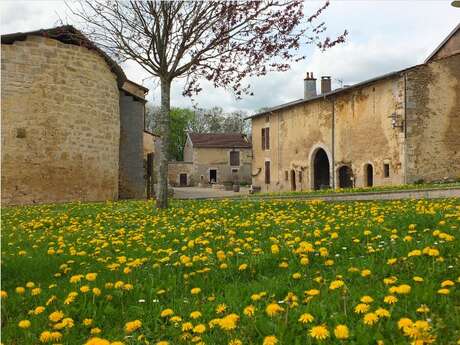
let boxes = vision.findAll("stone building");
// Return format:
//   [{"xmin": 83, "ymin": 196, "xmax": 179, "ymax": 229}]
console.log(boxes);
[
  {"xmin": 168, "ymin": 133, "xmax": 252, "ymax": 186},
  {"xmin": 1, "ymin": 26, "xmax": 149, "ymax": 205},
  {"xmin": 249, "ymin": 24, "xmax": 460, "ymax": 192}
]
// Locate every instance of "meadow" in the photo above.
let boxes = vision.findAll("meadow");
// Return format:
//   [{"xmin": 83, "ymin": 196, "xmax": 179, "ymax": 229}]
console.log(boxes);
[{"xmin": 1, "ymin": 198, "xmax": 459, "ymax": 345}]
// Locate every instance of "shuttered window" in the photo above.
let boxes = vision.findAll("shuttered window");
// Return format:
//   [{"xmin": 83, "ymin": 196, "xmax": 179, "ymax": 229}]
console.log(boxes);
[
  {"xmin": 265, "ymin": 161, "xmax": 271, "ymax": 184},
  {"xmin": 261, "ymin": 128, "xmax": 266, "ymax": 150},
  {"xmin": 261, "ymin": 127, "xmax": 270, "ymax": 150},
  {"xmin": 230, "ymin": 151, "xmax": 240, "ymax": 166}
]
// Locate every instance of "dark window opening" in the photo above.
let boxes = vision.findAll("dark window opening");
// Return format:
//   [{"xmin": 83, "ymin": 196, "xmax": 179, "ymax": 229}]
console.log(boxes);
[
  {"xmin": 265, "ymin": 161, "xmax": 271, "ymax": 184},
  {"xmin": 179, "ymin": 173, "xmax": 187, "ymax": 187},
  {"xmin": 338, "ymin": 166, "xmax": 354, "ymax": 188},
  {"xmin": 209, "ymin": 169, "xmax": 217, "ymax": 183},
  {"xmin": 261, "ymin": 128, "xmax": 266, "ymax": 150},
  {"xmin": 313, "ymin": 149, "xmax": 330, "ymax": 190},
  {"xmin": 230, "ymin": 151, "xmax": 240, "ymax": 166},
  {"xmin": 365, "ymin": 164, "xmax": 373, "ymax": 187},
  {"xmin": 290, "ymin": 170, "xmax": 296, "ymax": 191},
  {"xmin": 384, "ymin": 163, "xmax": 390, "ymax": 178},
  {"xmin": 285, "ymin": 170, "xmax": 289, "ymax": 181},
  {"xmin": 265, "ymin": 127, "xmax": 270, "ymax": 150}
]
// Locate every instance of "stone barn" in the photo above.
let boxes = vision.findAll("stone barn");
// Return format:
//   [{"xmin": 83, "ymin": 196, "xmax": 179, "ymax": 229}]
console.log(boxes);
[
  {"xmin": 168, "ymin": 133, "xmax": 252, "ymax": 186},
  {"xmin": 1, "ymin": 26, "xmax": 149, "ymax": 205},
  {"xmin": 249, "ymin": 24, "xmax": 460, "ymax": 192}
]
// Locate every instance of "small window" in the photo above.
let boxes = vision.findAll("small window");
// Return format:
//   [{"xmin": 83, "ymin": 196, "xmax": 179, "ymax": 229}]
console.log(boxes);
[
  {"xmin": 298, "ymin": 171, "xmax": 302, "ymax": 183},
  {"xmin": 265, "ymin": 161, "xmax": 271, "ymax": 184},
  {"xmin": 265, "ymin": 115, "xmax": 270, "ymax": 123},
  {"xmin": 265, "ymin": 127, "xmax": 270, "ymax": 150},
  {"xmin": 230, "ymin": 151, "xmax": 240, "ymax": 166},
  {"xmin": 285, "ymin": 171, "xmax": 289, "ymax": 181},
  {"xmin": 383, "ymin": 163, "xmax": 390, "ymax": 178},
  {"xmin": 261, "ymin": 127, "xmax": 270, "ymax": 150},
  {"xmin": 261, "ymin": 128, "xmax": 266, "ymax": 150}
]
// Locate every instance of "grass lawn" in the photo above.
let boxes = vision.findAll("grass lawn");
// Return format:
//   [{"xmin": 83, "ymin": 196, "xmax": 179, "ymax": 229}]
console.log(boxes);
[
  {"xmin": 1, "ymin": 198, "xmax": 459, "ymax": 345},
  {"xmin": 250, "ymin": 182, "xmax": 460, "ymax": 198}
]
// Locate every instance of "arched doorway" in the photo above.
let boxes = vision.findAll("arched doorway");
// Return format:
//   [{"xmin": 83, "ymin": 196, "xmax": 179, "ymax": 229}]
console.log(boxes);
[
  {"xmin": 338, "ymin": 166, "xmax": 353, "ymax": 188},
  {"xmin": 313, "ymin": 149, "xmax": 330, "ymax": 190},
  {"xmin": 290, "ymin": 170, "xmax": 296, "ymax": 191},
  {"xmin": 364, "ymin": 164, "xmax": 373, "ymax": 187}
]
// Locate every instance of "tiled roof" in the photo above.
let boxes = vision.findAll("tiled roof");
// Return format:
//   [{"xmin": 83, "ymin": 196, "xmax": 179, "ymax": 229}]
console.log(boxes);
[{"xmin": 188, "ymin": 133, "xmax": 251, "ymax": 148}]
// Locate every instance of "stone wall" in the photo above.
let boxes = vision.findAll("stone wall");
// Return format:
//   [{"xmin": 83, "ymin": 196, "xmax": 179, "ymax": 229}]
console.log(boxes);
[
  {"xmin": 192, "ymin": 147, "xmax": 252, "ymax": 185},
  {"xmin": 168, "ymin": 162, "xmax": 193, "ymax": 186},
  {"xmin": 119, "ymin": 92, "xmax": 145, "ymax": 199},
  {"xmin": 1, "ymin": 36, "xmax": 120, "ymax": 205},
  {"xmin": 251, "ymin": 77, "xmax": 406, "ymax": 192},
  {"xmin": 405, "ymin": 54, "xmax": 460, "ymax": 183}
]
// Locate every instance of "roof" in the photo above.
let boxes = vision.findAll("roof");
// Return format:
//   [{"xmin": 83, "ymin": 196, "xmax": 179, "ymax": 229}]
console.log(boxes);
[
  {"xmin": 1, "ymin": 25, "xmax": 127, "ymax": 88},
  {"xmin": 188, "ymin": 133, "xmax": 252, "ymax": 148},
  {"xmin": 246, "ymin": 65, "xmax": 415, "ymax": 119},
  {"xmin": 425, "ymin": 23, "xmax": 460, "ymax": 63}
]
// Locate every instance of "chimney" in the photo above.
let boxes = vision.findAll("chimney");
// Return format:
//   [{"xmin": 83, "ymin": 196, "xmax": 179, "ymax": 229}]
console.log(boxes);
[
  {"xmin": 304, "ymin": 72, "xmax": 317, "ymax": 99},
  {"xmin": 321, "ymin": 76, "xmax": 332, "ymax": 94}
]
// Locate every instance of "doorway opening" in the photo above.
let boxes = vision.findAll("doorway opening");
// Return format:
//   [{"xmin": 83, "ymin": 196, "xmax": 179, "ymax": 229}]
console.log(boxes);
[
  {"xmin": 209, "ymin": 169, "xmax": 217, "ymax": 183},
  {"xmin": 290, "ymin": 170, "xmax": 296, "ymax": 191},
  {"xmin": 364, "ymin": 164, "xmax": 373, "ymax": 187},
  {"xmin": 338, "ymin": 166, "xmax": 353, "ymax": 188},
  {"xmin": 313, "ymin": 148, "xmax": 330, "ymax": 190},
  {"xmin": 179, "ymin": 173, "xmax": 187, "ymax": 187}
]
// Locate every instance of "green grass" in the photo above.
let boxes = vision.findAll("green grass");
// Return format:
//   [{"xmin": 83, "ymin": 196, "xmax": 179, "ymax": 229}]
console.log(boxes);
[
  {"xmin": 251, "ymin": 181, "xmax": 460, "ymax": 198},
  {"xmin": 1, "ymin": 198, "xmax": 459, "ymax": 345}
]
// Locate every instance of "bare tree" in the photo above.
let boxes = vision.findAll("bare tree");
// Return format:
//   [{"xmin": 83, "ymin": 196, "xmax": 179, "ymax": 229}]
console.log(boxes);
[{"xmin": 69, "ymin": 0, "xmax": 346, "ymax": 208}]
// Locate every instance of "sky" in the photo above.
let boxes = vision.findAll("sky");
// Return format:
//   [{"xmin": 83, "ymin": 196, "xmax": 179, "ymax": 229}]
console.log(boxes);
[{"xmin": 1, "ymin": 1, "xmax": 459, "ymax": 114}]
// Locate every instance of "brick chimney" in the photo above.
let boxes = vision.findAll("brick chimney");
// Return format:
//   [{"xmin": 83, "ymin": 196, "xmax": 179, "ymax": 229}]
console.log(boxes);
[
  {"xmin": 321, "ymin": 76, "xmax": 331, "ymax": 94},
  {"xmin": 304, "ymin": 72, "xmax": 317, "ymax": 99}
]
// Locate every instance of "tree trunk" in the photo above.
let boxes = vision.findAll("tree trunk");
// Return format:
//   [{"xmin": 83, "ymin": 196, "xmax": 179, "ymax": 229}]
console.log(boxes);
[{"xmin": 156, "ymin": 77, "xmax": 171, "ymax": 208}]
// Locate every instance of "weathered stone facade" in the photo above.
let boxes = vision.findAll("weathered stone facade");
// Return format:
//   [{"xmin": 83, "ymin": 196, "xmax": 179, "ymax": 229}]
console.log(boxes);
[
  {"xmin": 118, "ymin": 82, "xmax": 147, "ymax": 199},
  {"xmin": 168, "ymin": 133, "xmax": 252, "ymax": 186},
  {"xmin": 1, "ymin": 26, "xmax": 149, "ymax": 205},
  {"xmin": 251, "ymin": 27, "xmax": 460, "ymax": 192},
  {"xmin": 1, "ymin": 35, "xmax": 120, "ymax": 204}
]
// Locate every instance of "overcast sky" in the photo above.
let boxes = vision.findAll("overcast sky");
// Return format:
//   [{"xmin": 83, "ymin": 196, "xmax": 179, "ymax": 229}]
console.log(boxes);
[{"xmin": 1, "ymin": 1, "xmax": 459, "ymax": 114}]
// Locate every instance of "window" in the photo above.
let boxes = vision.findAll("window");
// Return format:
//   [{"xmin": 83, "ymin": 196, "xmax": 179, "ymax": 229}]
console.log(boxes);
[
  {"xmin": 265, "ymin": 161, "xmax": 271, "ymax": 184},
  {"xmin": 261, "ymin": 128, "xmax": 266, "ymax": 150},
  {"xmin": 265, "ymin": 127, "xmax": 270, "ymax": 150},
  {"xmin": 285, "ymin": 170, "xmax": 289, "ymax": 181},
  {"xmin": 261, "ymin": 127, "xmax": 270, "ymax": 150},
  {"xmin": 298, "ymin": 171, "xmax": 302, "ymax": 183},
  {"xmin": 230, "ymin": 151, "xmax": 240, "ymax": 166},
  {"xmin": 383, "ymin": 163, "xmax": 390, "ymax": 178}
]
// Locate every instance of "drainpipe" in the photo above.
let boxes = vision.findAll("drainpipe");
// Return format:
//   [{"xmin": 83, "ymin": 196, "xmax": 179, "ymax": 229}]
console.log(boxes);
[
  {"xmin": 331, "ymin": 98, "xmax": 335, "ymax": 189},
  {"xmin": 403, "ymin": 73, "xmax": 408, "ymax": 185}
]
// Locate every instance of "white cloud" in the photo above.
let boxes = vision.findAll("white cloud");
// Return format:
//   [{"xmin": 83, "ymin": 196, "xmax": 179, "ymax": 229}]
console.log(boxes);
[{"xmin": 1, "ymin": 0, "xmax": 459, "ymax": 114}]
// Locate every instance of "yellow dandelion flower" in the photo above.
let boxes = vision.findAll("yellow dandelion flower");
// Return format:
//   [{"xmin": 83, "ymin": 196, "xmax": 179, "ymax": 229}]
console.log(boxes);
[
  {"xmin": 193, "ymin": 324, "xmax": 206, "ymax": 334},
  {"xmin": 363, "ymin": 313, "xmax": 378, "ymax": 326},
  {"xmin": 360, "ymin": 296, "xmax": 374, "ymax": 303},
  {"xmin": 85, "ymin": 273, "xmax": 97, "ymax": 281},
  {"xmin": 265, "ymin": 303, "xmax": 284, "ymax": 317},
  {"xmin": 49, "ymin": 310, "xmax": 64, "ymax": 322},
  {"xmin": 354, "ymin": 303, "xmax": 370, "ymax": 314},
  {"xmin": 334, "ymin": 324, "xmax": 349, "ymax": 339},
  {"xmin": 263, "ymin": 336, "xmax": 278, "ymax": 345},
  {"xmin": 309, "ymin": 325, "xmax": 329, "ymax": 340},
  {"xmin": 298, "ymin": 313, "xmax": 314, "ymax": 324},
  {"xmin": 329, "ymin": 280, "xmax": 345, "ymax": 290},
  {"xmin": 190, "ymin": 311, "xmax": 202, "ymax": 319},
  {"xmin": 438, "ymin": 288, "xmax": 450, "ymax": 295},
  {"xmin": 182, "ymin": 322, "xmax": 193, "ymax": 331},
  {"xmin": 161, "ymin": 309, "xmax": 174, "ymax": 317},
  {"xmin": 124, "ymin": 320, "xmax": 142, "ymax": 333},
  {"xmin": 18, "ymin": 320, "xmax": 31, "ymax": 329},
  {"xmin": 191, "ymin": 287, "xmax": 201, "ymax": 295},
  {"xmin": 244, "ymin": 305, "xmax": 255, "ymax": 317}
]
